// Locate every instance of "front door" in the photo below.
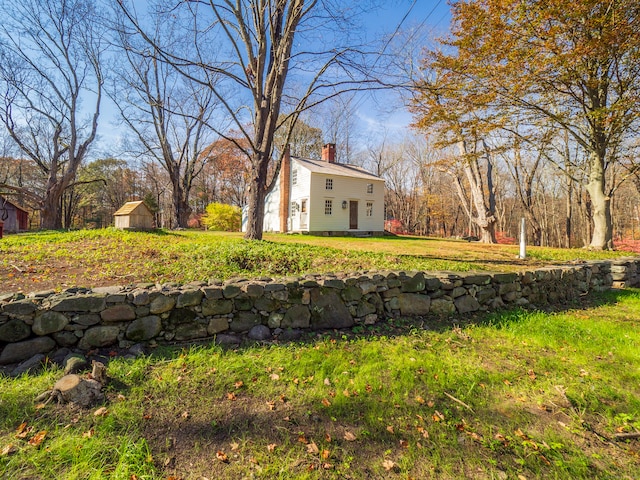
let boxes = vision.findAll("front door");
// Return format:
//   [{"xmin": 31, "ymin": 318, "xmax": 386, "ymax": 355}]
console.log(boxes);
[
  {"xmin": 300, "ymin": 199, "xmax": 308, "ymax": 229},
  {"xmin": 349, "ymin": 201, "xmax": 358, "ymax": 229}
]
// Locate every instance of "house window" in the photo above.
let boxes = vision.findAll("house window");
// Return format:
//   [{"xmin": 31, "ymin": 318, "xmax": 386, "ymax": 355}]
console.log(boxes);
[
  {"xmin": 366, "ymin": 202, "xmax": 373, "ymax": 217},
  {"xmin": 325, "ymin": 178, "xmax": 333, "ymax": 190},
  {"xmin": 292, "ymin": 169, "xmax": 298, "ymax": 185},
  {"xmin": 324, "ymin": 199, "xmax": 333, "ymax": 215},
  {"xmin": 291, "ymin": 201, "xmax": 298, "ymax": 214},
  {"xmin": 366, "ymin": 183, "xmax": 373, "ymax": 194}
]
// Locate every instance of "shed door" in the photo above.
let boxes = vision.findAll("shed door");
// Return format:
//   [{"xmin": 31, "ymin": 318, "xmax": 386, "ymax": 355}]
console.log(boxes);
[{"xmin": 349, "ymin": 201, "xmax": 358, "ymax": 229}]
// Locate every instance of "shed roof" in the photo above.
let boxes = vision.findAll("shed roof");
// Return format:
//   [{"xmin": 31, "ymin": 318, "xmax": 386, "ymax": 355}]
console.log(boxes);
[
  {"xmin": 114, "ymin": 201, "xmax": 151, "ymax": 216},
  {"xmin": 0, "ymin": 195, "xmax": 28, "ymax": 214},
  {"xmin": 291, "ymin": 157, "xmax": 383, "ymax": 182}
]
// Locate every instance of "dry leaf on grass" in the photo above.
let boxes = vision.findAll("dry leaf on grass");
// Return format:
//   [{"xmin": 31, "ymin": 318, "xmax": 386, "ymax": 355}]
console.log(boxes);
[
  {"xmin": 93, "ymin": 407, "xmax": 109, "ymax": 417},
  {"xmin": 306, "ymin": 442, "xmax": 319, "ymax": 454},
  {"xmin": 382, "ymin": 459, "xmax": 396, "ymax": 471},
  {"xmin": 343, "ymin": 431, "xmax": 356, "ymax": 441},
  {"xmin": 28, "ymin": 431, "xmax": 47, "ymax": 447},
  {"xmin": 1, "ymin": 444, "xmax": 18, "ymax": 456},
  {"xmin": 216, "ymin": 450, "xmax": 229, "ymax": 463}
]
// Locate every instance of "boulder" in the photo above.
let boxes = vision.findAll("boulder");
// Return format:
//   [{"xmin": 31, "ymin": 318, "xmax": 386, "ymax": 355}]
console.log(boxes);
[
  {"xmin": 176, "ymin": 290, "xmax": 204, "ymax": 308},
  {"xmin": 126, "ymin": 316, "xmax": 162, "ymax": 342},
  {"xmin": 230, "ymin": 312, "xmax": 261, "ymax": 332},
  {"xmin": 78, "ymin": 326, "xmax": 120, "ymax": 349},
  {"xmin": 454, "ymin": 295, "xmax": 481, "ymax": 314},
  {"xmin": 282, "ymin": 305, "xmax": 311, "ymax": 328},
  {"xmin": 174, "ymin": 322, "xmax": 208, "ymax": 341},
  {"xmin": 398, "ymin": 293, "xmax": 431, "ymax": 316},
  {"xmin": 100, "ymin": 304, "xmax": 136, "ymax": 322},
  {"xmin": 0, "ymin": 336, "xmax": 56, "ymax": 365},
  {"xmin": 32, "ymin": 311, "xmax": 69, "ymax": 336},
  {"xmin": 207, "ymin": 317, "xmax": 229, "ymax": 335},
  {"xmin": 149, "ymin": 294, "xmax": 176, "ymax": 314},
  {"xmin": 0, "ymin": 319, "xmax": 31, "ymax": 342},
  {"xmin": 201, "ymin": 299, "xmax": 233, "ymax": 316},
  {"xmin": 50, "ymin": 294, "xmax": 106, "ymax": 313},
  {"xmin": 248, "ymin": 325, "xmax": 272, "ymax": 341},
  {"xmin": 310, "ymin": 290, "xmax": 354, "ymax": 329}
]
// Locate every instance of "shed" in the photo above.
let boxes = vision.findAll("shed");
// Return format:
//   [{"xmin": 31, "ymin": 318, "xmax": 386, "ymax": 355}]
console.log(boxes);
[
  {"xmin": 113, "ymin": 201, "xmax": 154, "ymax": 230},
  {"xmin": 0, "ymin": 196, "xmax": 29, "ymax": 233}
]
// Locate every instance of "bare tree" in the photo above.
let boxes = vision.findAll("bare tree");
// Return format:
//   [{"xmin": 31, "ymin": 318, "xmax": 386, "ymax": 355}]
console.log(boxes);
[
  {"xmin": 0, "ymin": 0, "xmax": 103, "ymax": 229},
  {"xmin": 110, "ymin": 18, "xmax": 218, "ymax": 228},
  {"xmin": 117, "ymin": 0, "xmax": 392, "ymax": 240}
]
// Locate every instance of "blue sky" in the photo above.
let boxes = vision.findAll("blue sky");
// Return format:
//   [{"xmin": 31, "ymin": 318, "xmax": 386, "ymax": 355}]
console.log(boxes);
[{"xmin": 97, "ymin": 0, "xmax": 452, "ymax": 157}]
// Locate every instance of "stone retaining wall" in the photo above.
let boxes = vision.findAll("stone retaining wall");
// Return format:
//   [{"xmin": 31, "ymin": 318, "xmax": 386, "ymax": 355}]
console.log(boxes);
[{"xmin": 1, "ymin": 258, "xmax": 639, "ymax": 370}]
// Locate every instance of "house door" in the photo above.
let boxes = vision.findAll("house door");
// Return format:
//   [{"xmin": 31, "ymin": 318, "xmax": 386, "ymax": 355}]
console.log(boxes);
[
  {"xmin": 349, "ymin": 201, "xmax": 358, "ymax": 229},
  {"xmin": 300, "ymin": 199, "xmax": 308, "ymax": 229}
]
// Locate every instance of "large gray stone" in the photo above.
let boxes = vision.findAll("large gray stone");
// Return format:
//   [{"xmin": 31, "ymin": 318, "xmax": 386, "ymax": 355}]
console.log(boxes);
[
  {"xmin": 342, "ymin": 285, "xmax": 363, "ymax": 302},
  {"xmin": 176, "ymin": 290, "xmax": 204, "ymax": 308},
  {"xmin": 50, "ymin": 294, "xmax": 106, "ymax": 313},
  {"xmin": 310, "ymin": 290, "xmax": 354, "ymax": 329},
  {"xmin": 52, "ymin": 331, "xmax": 79, "ymax": 347},
  {"xmin": 398, "ymin": 293, "xmax": 431, "ymax": 316},
  {"xmin": 72, "ymin": 314, "xmax": 101, "ymax": 326},
  {"xmin": 230, "ymin": 311, "xmax": 261, "ymax": 332},
  {"xmin": 254, "ymin": 296, "xmax": 280, "ymax": 312},
  {"xmin": 401, "ymin": 272, "xmax": 426, "ymax": 293},
  {"xmin": 282, "ymin": 305, "xmax": 311, "ymax": 328},
  {"xmin": 207, "ymin": 317, "xmax": 229, "ymax": 335},
  {"xmin": 202, "ymin": 299, "xmax": 234, "ymax": 316},
  {"xmin": 248, "ymin": 325, "xmax": 271, "ymax": 340},
  {"xmin": 32, "ymin": 311, "xmax": 69, "ymax": 336},
  {"xmin": 174, "ymin": 322, "xmax": 209, "ymax": 341},
  {"xmin": 11, "ymin": 354, "xmax": 46, "ymax": 377},
  {"xmin": 78, "ymin": 326, "xmax": 120, "ymax": 349},
  {"xmin": 0, "ymin": 336, "xmax": 56, "ymax": 365},
  {"xmin": 100, "ymin": 304, "xmax": 136, "ymax": 322},
  {"xmin": 429, "ymin": 298, "xmax": 456, "ymax": 316},
  {"xmin": 454, "ymin": 295, "xmax": 481, "ymax": 314},
  {"xmin": 149, "ymin": 295, "xmax": 176, "ymax": 314},
  {"xmin": 168, "ymin": 308, "xmax": 197, "ymax": 324},
  {"xmin": 0, "ymin": 319, "xmax": 31, "ymax": 342},
  {"xmin": 126, "ymin": 316, "xmax": 162, "ymax": 342},
  {"xmin": 2, "ymin": 300, "xmax": 38, "ymax": 317}
]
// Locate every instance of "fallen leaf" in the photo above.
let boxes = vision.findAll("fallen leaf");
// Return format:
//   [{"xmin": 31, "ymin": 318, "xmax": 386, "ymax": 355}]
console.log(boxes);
[
  {"xmin": 216, "ymin": 451, "xmax": 229, "ymax": 463},
  {"xmin": 306, "ymin": 442, "xmax": 319, "ymax": 454},
  {"xmin": 399, "ymin": 439, "xmax": 409, "ymax": 448},
  {"xmin": 415, "ymin": 395, "xmax": 426, "ymax": 404},
  {"xmin": 432, "ymin": 411, "xmax": 444, "ymax": 422},
  {"xmin": 382, "ymin": 459, "xmax": 396, "ymax": 471},
  {"xmin": 365, "ymin": 384, "xmax": 372, "ymax": 393},
  {"xmin": 181, "ymin": 411, "xmax": 189, "ymax": 419},
  {"xmin": 117, "ymin": 394, "xmax": 126, "ymax": 401},
  {"xmin": 1, "ymin": 444, "xmax": 18, "ymax": 456},
  {"xmin": 503, "ymin": 379, "xmax": 512, "ymax": 386},
  {"xmin": 322, "ymin": 463, "xmax": 333, "ymax": 470},
  {"xmin": 267, "ymin": 401, "xmax": 276, "ymax": 410},
  {"xmin": 321, "ymin": 398, "xmax": 331, "ymax": 407},
  {"xmin": 82, "ymin": 429, "xmax": 94, "ymax": 439},
  {"xmin": 34, "ymin": 403, "xmax": 47, "ymax": 410},
  {"xmin": 234, "ymin": 380, "xmax": 244, "ymax": 389},
  {"xmin": 342, "ymin": 389, "xmax": 350, "ymax": 397},
  {"xmin": 527, "ymin": 369, "xmax": 537, "ymax": 380},
  {"xmin": 386, "ymin": 425, "xmax": 395, "ymax": 434},
  {"xmin": 230, "ymin": 442, "xmax": 239, "ymax": 451},
  {"xmin": 28, "ymin": 431, "xmax": 47, "ymax": 447},
  {"xmin": 427, "ymin": 401, "xmax": 435, "ymax": 408},
  {"xmin": 94, "ymin": 407, "xmax": 109, "ymax": 417},
  {"xmin": 267, "ymin": 443, "xmax": 277, "ymax": 452},
  {"xmin": 15, "ymin": 422, "xmax": 30, "ymax": 438},
  {"xmin": 279, "ymin": 394, "xmax": 287, "ymax": 403},
  {"xmin": 343, "ymin": 431, "xmax": 356, "ymax": 441},
  {"xmin": 324, "ymin": 433, "xmax": 332, "ymax": 443},
  {"xmin": 321, "ymin": 449, "xmax": 330, "ymax": 459},
  {"xmin": 324, "ymin": 378, "xmax": 331, "ymax": 386},
  {"xmin": 226, "ymin": 392, "xmax": 237, "ymax": 401},
  {"xmin": 298, "ymin": 435, "xmax": 308, "ymax": 444}
]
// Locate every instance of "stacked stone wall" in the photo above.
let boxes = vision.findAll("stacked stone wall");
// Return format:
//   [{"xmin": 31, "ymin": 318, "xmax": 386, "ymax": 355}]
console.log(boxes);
[{"xmin": 1, "ymin": 258, "xmax": 639, "ymax": 371}]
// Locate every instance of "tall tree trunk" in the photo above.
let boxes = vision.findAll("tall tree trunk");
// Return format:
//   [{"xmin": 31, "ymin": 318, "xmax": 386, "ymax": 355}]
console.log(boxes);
[
  {"xmin": 586, "ymin": 152, "xmax": 613, "ymax": 250},
  {"xmin": 244, "ymin": 155, "xmax": 269, "ymax": 240}
]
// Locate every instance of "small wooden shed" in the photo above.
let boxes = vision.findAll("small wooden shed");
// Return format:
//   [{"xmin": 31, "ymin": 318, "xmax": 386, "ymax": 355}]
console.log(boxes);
[
  {"xmin": 0, "ymin": 196, "xmax": 29, "ymax": 233},
  {"xmin": 113, "ymin": 201, "xmax": 154, "ymax": 230}
]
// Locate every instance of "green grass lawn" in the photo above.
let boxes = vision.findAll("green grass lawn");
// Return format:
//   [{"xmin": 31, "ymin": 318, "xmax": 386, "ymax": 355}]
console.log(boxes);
[
  {"xmin": 1, "ymin": 289, "xmax": 639, "ymax": 479},
  {"xmin": 0, "ymin": 228, "xmax": 631, "ymax": 294}
]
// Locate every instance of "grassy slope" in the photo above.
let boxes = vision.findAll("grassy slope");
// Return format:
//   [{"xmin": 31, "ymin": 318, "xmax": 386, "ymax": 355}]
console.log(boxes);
[
  {"xmin": 0, "ymin": 229, "xmax": 631, "ymax": 293},
  {"xmin": 1, "ymin": 290, "xmax": 639, "ymax": 479}
]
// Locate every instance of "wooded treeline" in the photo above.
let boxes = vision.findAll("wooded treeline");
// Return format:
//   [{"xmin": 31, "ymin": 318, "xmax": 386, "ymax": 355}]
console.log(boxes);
[{"xmin": 1, "ymin": 0, "xmax": 639, "ymax": 250}]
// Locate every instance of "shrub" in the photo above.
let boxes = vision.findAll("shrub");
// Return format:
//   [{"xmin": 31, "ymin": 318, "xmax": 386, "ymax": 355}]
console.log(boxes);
[{"xmin": 202, "ymin": 203, "xmax": 241, "ymax": 231}]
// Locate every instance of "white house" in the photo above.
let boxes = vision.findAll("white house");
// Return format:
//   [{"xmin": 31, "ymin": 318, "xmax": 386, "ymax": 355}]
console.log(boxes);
[{"xmin": 247, "ymin": 143, "xmax": 385, "ymax": 235}]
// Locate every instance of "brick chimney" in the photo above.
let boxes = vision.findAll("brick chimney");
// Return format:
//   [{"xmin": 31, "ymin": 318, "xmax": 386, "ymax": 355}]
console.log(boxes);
[
  {"xmin": 279, "ymin": 145, "xmax": 291, "ymax": 233},
  {"xmin": 322, "ymin": 143, "xmax": 336, "ymax": 163}
]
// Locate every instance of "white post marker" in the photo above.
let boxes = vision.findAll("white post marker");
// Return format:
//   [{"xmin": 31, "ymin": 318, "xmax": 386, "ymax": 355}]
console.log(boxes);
[{"xmin": 519, "ymin": 217, "xmax": 526, "ymax": 259}]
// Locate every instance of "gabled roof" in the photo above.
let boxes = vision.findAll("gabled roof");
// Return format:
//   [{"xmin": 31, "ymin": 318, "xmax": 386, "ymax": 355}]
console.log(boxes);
[
  {"xmin": 291, "ymin": 157, "xmax": 383, "ymax": 182},
  {"xmin": 114, "ymin": 201, "xmax": 151, "ymax": 216},
  {"xmin": 0, "ymin": 195, "xmax": 28, "ymax": 214}
]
